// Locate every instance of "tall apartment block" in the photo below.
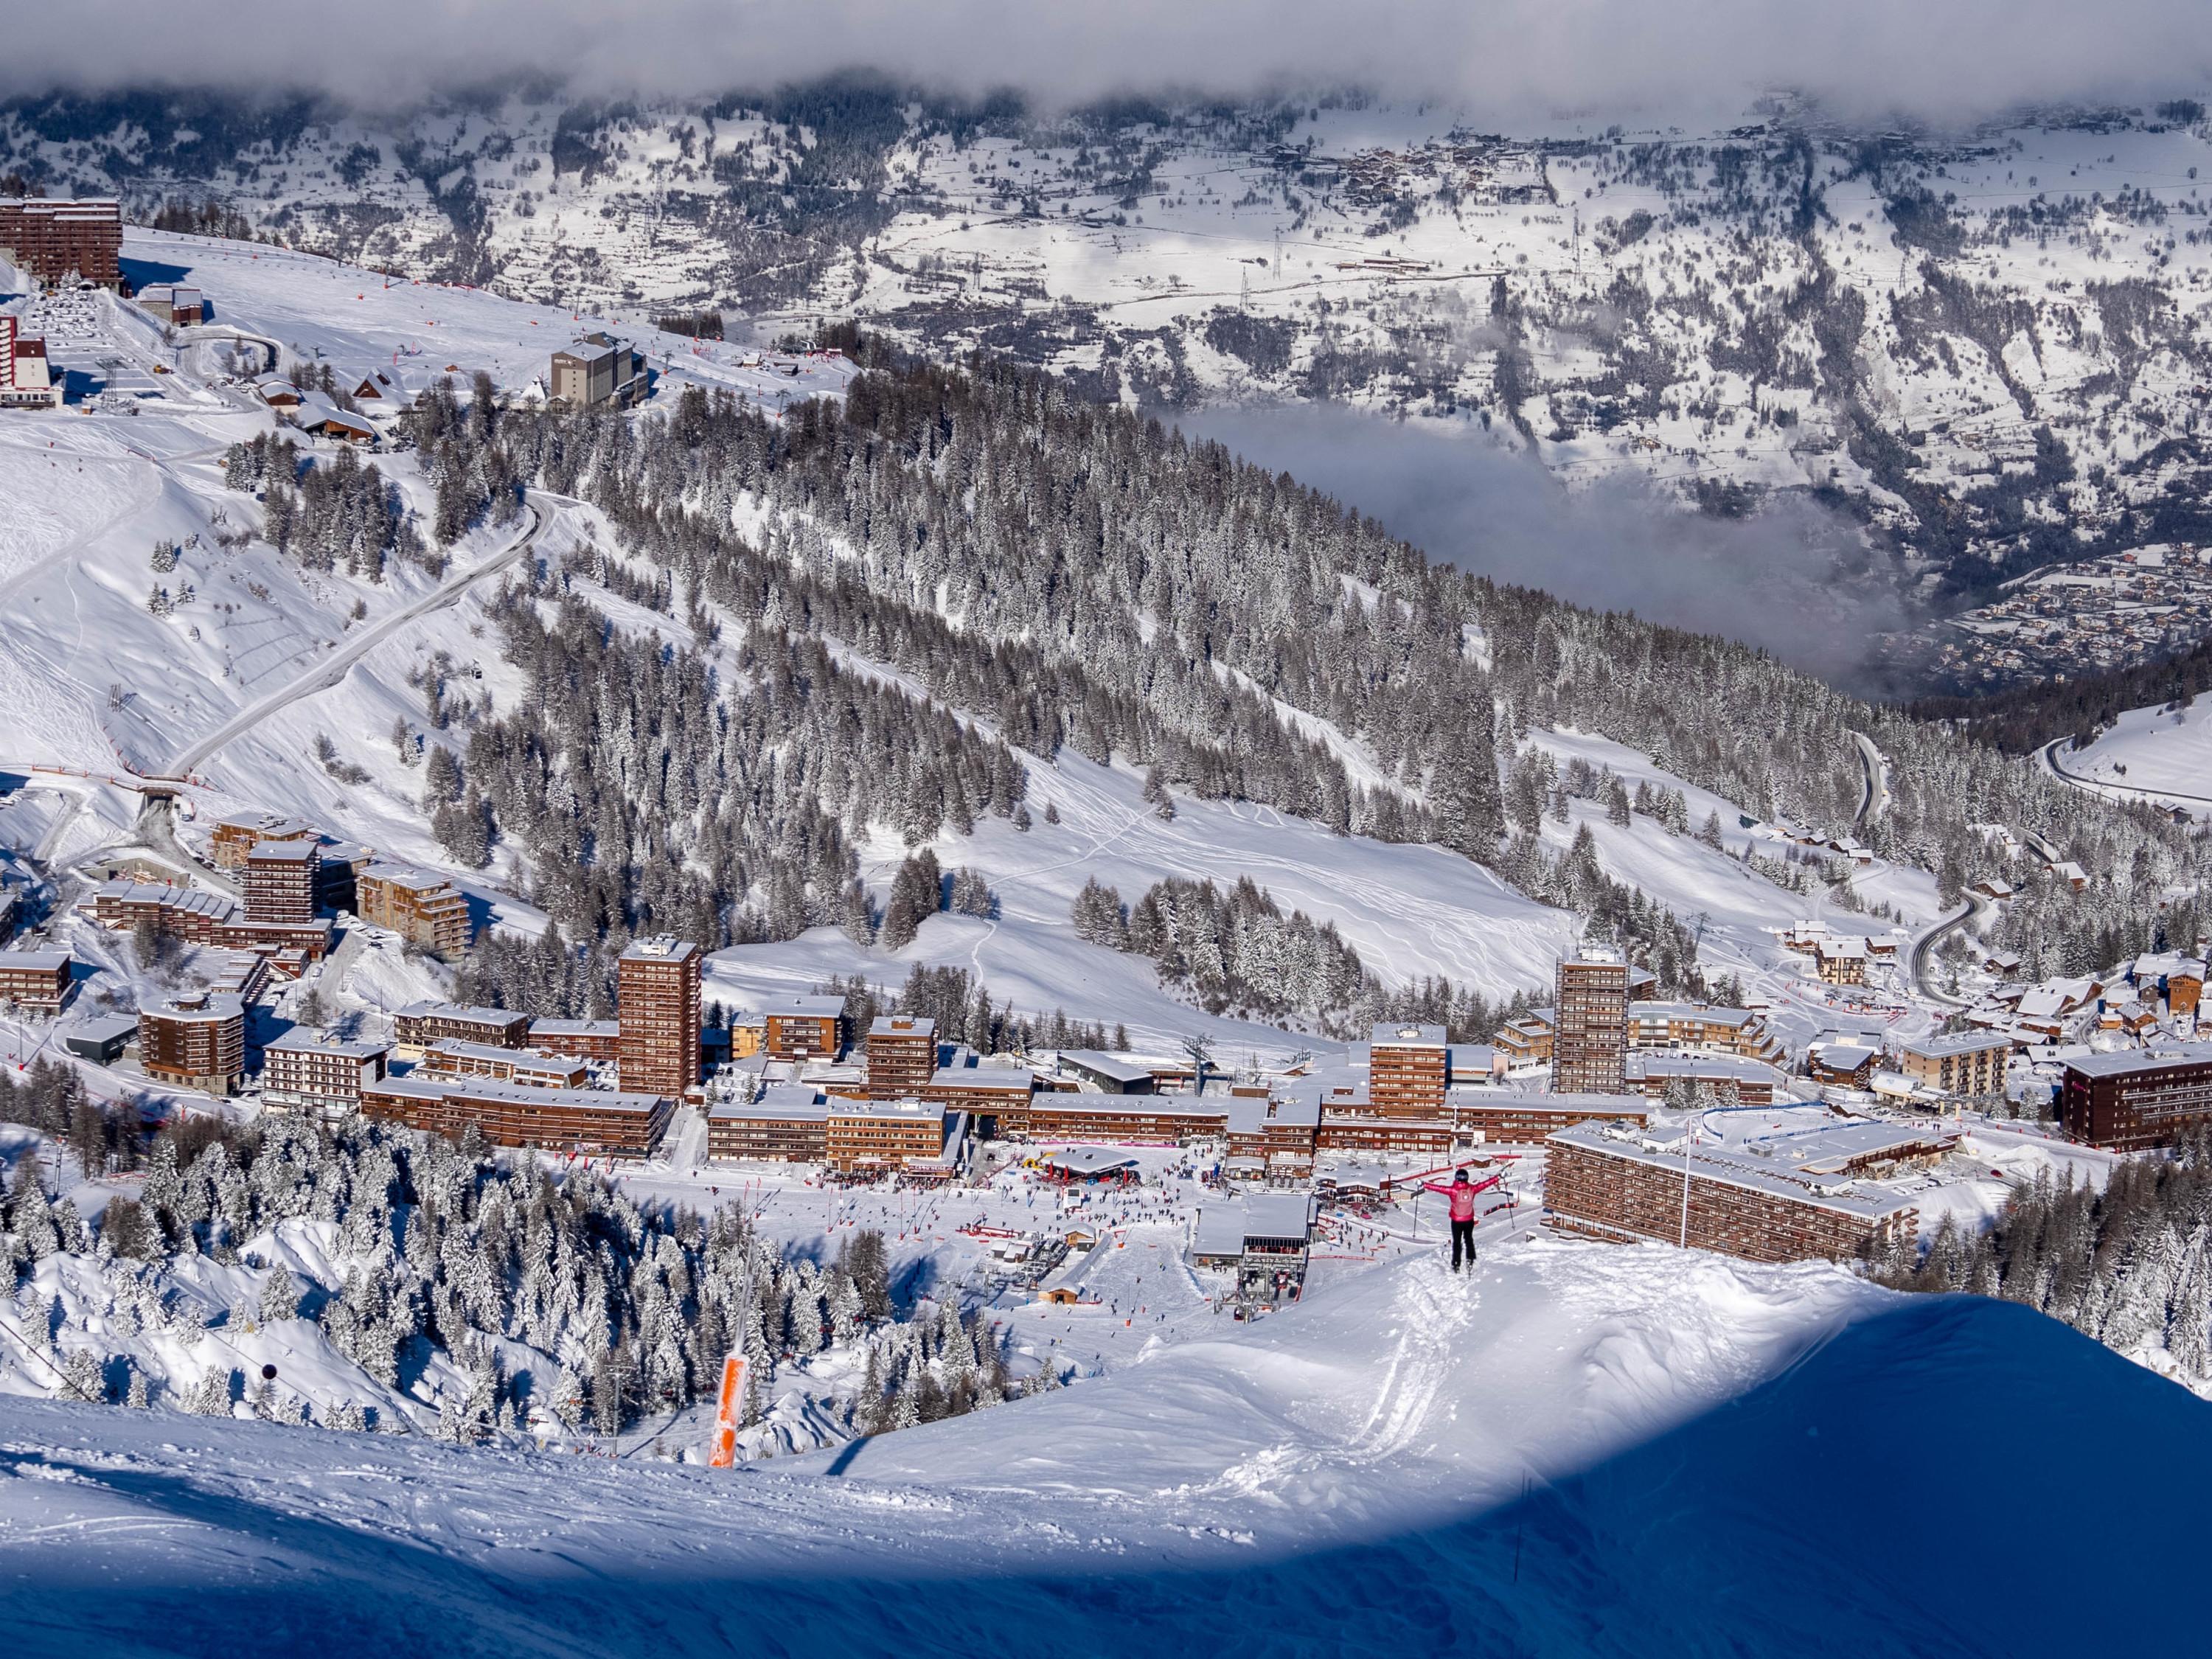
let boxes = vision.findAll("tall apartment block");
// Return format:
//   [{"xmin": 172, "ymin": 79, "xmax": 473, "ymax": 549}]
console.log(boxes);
[
  {"xmin": 139, "ymin": 992, "xmax": 246, "ymax": 1095},
  {"xmin": 245, "ymin": 839, "xmax": 321, "ymax": 925},
  {"xmin": 1368, "ymin": 1023, "xmax": 1450, "ymax": 1119},
  {"xmin": 618, "ymin": 935, "xmax": 701, "ymax": 1098},
  {"xmin": 1554, "ymin": 945, "xmax": 1630, "ymax": 1095},
  {"xmin": 866, "ymin": 1014, "xmax": 937, "ymax": 1099}
]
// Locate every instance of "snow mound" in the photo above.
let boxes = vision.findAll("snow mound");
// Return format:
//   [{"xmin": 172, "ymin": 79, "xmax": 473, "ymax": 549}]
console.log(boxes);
[{"xmin": 4, "ymin": 1235, "xmax": 2202, "ymax": 1656}]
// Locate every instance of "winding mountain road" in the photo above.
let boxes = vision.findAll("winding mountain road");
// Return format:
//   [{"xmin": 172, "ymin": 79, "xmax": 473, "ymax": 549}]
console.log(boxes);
[
  {"xmin": 2039, "ymin": 735, "xmax": 2212, "ymax": 817},
  {"xmin": 1849, "ymin": 731, "xmax": 1888, "ymax": 829},
  {"xmin": 1907, "ymin": 892, "xmax": 1989, "ymax": 1008},
  {"xmin": 159, "ymin": 498, "xmax": 546, "ymax": 779}
]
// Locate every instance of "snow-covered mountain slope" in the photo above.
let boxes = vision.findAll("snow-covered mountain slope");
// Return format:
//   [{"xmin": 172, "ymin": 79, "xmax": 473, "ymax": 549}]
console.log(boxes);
[
  {"xmin": 0, "ymin": 226, "xmax": 2141, "ymax": 1049},
  {"xmin": 15, "ymin": 87, "xmax": 2212, "ymax": 605},
  {"xmin": 2053, "ymin": 695, "xmax": 2212, "ymax": 816},
  {"xmin": 4, "ymin": 1236, "xmax": 2205, "ymax": 1658}
]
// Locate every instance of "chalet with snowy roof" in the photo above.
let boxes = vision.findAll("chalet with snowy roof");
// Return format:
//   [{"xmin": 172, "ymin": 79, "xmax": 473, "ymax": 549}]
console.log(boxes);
[
  {"xmin": 1806, "ymin": 1039, "xmax": 1879, "ymax": 1088},
  {"xmin": 346, "ymin": 366, "xmax": 413, "ymax": 405},
  {"xmin": 1813, "ymin": 937, "xmax": 1870, "ymax": 987},
  {"xmin": 290, "ymin": 395, "xmax": 377, "ymax": 445},
  {"xmin": 136, "ymin": 285, "xmax": 205, "ymax": 326}
]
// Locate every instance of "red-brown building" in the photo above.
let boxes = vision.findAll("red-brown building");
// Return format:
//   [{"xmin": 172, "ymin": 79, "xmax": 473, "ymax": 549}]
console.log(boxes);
[
  {"xmin": 356, "ymin": 862, "xmax": 471, "ymax": 954},
  {"xmin": 1368, "ymin": 1023, "xmax": 1449, "ymax": 1119},
  {"xmin": 527, "ymin": 1018, "xmax": 622, "ymax": 1063},
  {"xmin": 764, "ymin": 994, "xmax": 844, "ymax": 1061},
  {"xmin": 619, "ymin": 936, "xmax": 702, "ymax": 1097},
  {"xmin": 421, "ymin": 1040, "xmax": 588, "ymax": 1090},
  {"xmin": 361, "ymin": 1076, "xmax": 671, "ymax": 1158},
  {"xmin": 0, "ymin": 198, "xmax": 124, "ymax": 288},
  {"xmin": 1545, "ymin": 1121, "xmax": 1919, "ymax": 1264},
  {"xmin": 1451, "ymin": 1091, "xmax": 1649, "ymax": 1144},
  {"xmin": 824, "ymin": 1096, "xmax": 950, "ymax": 1172},
  {"xmin": 1314, "ymin": 1110, "xmax": 1455, "ymax": 1156},
  {"xmin": 866, "ymin": 1014, "xmax": 937, "ymax": 1099},
  {"xmin": 210, "ymin": 813, "xmax": 320, "ymax": 871},
  {"xmin": 139, "ymin": 992, "xmax": 246, "ymax": 1095},
  {"xmin": 1554, "ymin": 947, "xmax": 1630, "ymax": 1094},
  {"xmin": 707, "ymin": 1088, "xmax": 831, "ymax": 1162},
  {"xmin": 922, "ymin": 1065, "xmax": 1036, "ymax": 1133},
  {"xmin": 0, "ymin": 950, "xmax": 72, "ymax": 1013},
  {"xmin": 393, "ymin": 1001, "xmax": 532, "ymax": 1054},
  {"xmin": 245, "ymin": 840, "xmax": 321, "ymax": 925},
  {"xmin": 2061, "ymin": 1046, "xmax": 2212, "ymax": 1150},
  {"xmin": 1022, "ymin": 1094, "xmax": 1228, "ymax": 1144}
]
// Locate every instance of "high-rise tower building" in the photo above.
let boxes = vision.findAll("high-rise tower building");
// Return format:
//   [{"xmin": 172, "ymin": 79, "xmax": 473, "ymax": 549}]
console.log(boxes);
[
  {"xmin": 1554, "ymin": 945, "xmax": 1630, "ymax": 1094},
  {"xmin": 618, "ymin": 935, "xmax": 701, "ymax": 1098}
]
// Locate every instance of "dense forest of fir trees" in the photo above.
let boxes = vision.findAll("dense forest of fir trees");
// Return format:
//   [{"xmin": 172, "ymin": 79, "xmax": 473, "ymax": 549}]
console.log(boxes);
[
  {"xmin": 1875, "ymin": 1126, "xmax": 2212, "ymax": 1390},
  {"xmin": 0, "ymin": 1063, "xmax": 1031, "ymax": 1440},
  {"xmin": 228, "ymin": 352, "xmax": 2205, "ymax": 1012}
]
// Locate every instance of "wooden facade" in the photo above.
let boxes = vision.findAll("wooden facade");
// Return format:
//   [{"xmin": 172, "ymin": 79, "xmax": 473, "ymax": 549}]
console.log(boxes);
[
  {"xmin": 361, "ymin": 1077, "xmax": 670, "ymax": 1158},
  {"xmin": 866, "ymin": 1015, "xmax": 937, "ymax": 1099},
  {"xmin": 618, "ymin": 936, "xmax": 701, "ymax": 1098},
  {"xmin": 1544, "ymin": 1127, "xmax": 1916, "ymax": 1265},
  {"xmin": 2061, "ymin": 1047, "xmax": 2212, "ymax": 1150}
]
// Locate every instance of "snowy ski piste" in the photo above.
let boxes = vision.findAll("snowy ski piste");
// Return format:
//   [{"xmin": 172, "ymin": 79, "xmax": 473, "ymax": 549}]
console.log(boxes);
[{"xmin": 5, "ymin": 1234, "xmax": 2205, "ymax": 1658}]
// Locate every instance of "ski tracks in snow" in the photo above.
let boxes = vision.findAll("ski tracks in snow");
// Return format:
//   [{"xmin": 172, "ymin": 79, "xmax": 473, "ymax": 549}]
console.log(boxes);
[{"xmin": 1347, "ymin": 1253, "xmax": 1478, "ymax": 1464}]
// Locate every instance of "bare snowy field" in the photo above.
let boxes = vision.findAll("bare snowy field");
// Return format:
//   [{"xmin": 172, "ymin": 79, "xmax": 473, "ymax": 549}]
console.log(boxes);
[
  {"xmin": 2, "ymin": 1236, "xmax": 2205, "ymax": 1658},
  {"xmin": 2062, "ymin": 698, "xmax": 2212, "ymax": 815}
]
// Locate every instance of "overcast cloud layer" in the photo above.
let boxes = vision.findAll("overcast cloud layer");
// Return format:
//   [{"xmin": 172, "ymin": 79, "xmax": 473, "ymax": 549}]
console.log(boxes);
[
  {"xmin": 1189, "ymin": 405, "xmax": 1921, "ymax": 689},
  {"xmin": 7, "ymin": 0, "xmax": 2211, "ymax": 123}
]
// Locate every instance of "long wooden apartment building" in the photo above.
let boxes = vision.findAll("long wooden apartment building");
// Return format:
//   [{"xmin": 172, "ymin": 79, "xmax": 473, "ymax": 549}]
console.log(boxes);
[
  {"xmin": 393, "ymin": 1001, "xmax": 533, "ymax": 1055},
  {"xmin": 1545, "ymin": 1120, "xmax": 1919, "ymax": 1265},
  {"xmin": 707, "ymin": 1088, "xmax": 832, "ymax": 1162},
  {"xmin": 824, "ymin": 1096, "xmax": 952, "ymax": 1172},
  {"xmin": 1020, "ymin": 1093, "xmax": 1228, "ymax": 1144},
  {"xmin": 361, "ymin": 1076, "xmax": 671, "ymax": 1158},
  {"xmin": 420, "ymin": 1039, "xmax": 589, "ymax": 1090}
]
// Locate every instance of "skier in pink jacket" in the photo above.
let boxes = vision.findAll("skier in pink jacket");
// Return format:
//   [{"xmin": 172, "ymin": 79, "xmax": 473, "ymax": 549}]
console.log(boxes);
[{"xmin": 1425, "ymin": 1169, "xmax": 1479, "ymax": 1273}]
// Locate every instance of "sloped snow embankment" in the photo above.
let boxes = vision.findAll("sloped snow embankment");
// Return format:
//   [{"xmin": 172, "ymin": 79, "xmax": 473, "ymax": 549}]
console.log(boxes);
[{"xmin": 6, "ymin": 1232, "xmax": 2204, "ymax": 1656}]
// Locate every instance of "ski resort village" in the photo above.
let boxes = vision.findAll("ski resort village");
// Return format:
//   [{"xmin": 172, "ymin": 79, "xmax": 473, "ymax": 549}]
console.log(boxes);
[{"xmin": 4, "ymin": 83, "xmax": 2212, "ymax": 1652}]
